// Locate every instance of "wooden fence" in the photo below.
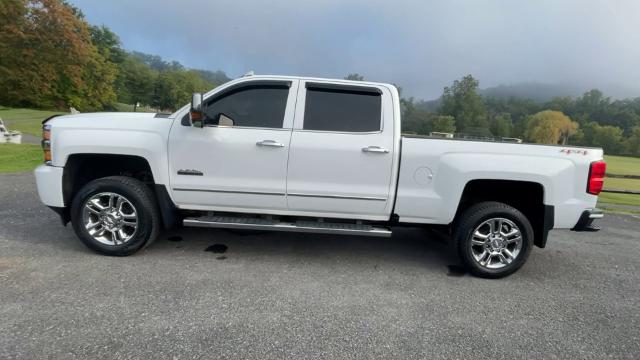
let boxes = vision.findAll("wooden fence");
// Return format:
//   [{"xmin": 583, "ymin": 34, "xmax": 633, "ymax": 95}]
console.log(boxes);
[{"xmin": 603, "ymin": 173, "xmax": 640, "ymax": 195}]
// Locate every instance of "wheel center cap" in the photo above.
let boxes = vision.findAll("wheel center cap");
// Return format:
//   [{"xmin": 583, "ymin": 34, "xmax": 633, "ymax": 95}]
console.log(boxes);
[
  {"xmin": 103, "ymin": 212, "xmax": 120, "ymax": 230},
  {"xmin": 490, "ymin": 237, "xmax": 503, "ymax": 250}
]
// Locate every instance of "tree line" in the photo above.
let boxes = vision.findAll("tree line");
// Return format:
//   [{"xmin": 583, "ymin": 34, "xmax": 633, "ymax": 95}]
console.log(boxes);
[
  {"xmin": 398, "ymin": 75, "xmax": 640, "ymax": 156},
  {"xmin": 0, "ymin": 0, "xmax": 229, "ymax": 112}
]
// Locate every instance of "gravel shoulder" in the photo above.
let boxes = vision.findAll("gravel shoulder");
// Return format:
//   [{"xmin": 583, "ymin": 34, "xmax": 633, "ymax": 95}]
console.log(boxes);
[{"xmin": 1, "ymin": 172, "xmax": 639, "ymax": 359}]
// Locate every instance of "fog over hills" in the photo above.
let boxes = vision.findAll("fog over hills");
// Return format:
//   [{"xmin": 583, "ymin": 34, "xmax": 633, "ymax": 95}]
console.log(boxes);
[
  {"xmin": 416, "ymin": 82, "xmax": 640, "ymax": 105},
  {"xmin": 478, "ymin": 82, "xmax": 640, "ymax": 102}
]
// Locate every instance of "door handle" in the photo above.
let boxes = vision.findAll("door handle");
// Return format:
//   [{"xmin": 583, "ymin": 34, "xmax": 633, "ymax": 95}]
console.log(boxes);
[
  {"xmin": 362, "ymin": 146, "xmax": 389, "ymax": 153},
  {"xmin": 256, "ymin": 140, "xmax": 285, "ymax": 147}
]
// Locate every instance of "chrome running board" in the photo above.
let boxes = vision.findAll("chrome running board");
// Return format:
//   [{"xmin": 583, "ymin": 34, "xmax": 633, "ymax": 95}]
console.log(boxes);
[{"xmin": 183, "ymin": 215, "xmax": 391, "ymax": 237}]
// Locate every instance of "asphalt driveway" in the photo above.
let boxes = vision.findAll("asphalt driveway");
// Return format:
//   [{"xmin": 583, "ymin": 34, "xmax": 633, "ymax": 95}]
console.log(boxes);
[{"xmin": 1, "ymin": 172, "xmax": 639, "ymax": 359}]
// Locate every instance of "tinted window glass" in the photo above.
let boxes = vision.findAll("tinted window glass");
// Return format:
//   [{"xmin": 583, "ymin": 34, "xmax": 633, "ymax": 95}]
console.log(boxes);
[
  {"xmin": 204, "ymin": 85, "xmax": 289, "ymax": 128},
  {"xmin": 303, "ymin": 87, "xmax": 381, "ymax": 132}
]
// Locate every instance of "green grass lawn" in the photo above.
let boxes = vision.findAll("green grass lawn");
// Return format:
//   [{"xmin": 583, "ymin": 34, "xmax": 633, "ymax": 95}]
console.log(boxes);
[
  {"xmin": 604, "ymin": 177, "xmax": 640, "ymax": 191},
  {"xmin": 598, "ymin": 192, "xmax": 640, "ymax": 207},
  {"xmin": 0, "ymin": 106, "xmax": 66, "ymax": 136},
  {"xmin": 0, "ymin": 144, "xmax": 42, "ymax": 173},
  {"xmin": 604, "ymin": 155, "xmax": 640, "ymax": 176}
]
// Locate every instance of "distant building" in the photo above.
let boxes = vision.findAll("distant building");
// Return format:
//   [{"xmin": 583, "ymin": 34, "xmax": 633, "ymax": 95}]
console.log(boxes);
[{"xmin": 429, "ymin": 132, "xmax": 454, "ymax": 139}]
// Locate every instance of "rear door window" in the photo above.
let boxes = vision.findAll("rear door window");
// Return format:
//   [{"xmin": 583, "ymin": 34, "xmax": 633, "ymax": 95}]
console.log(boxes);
[{"xmin": 303, "ymin": 85, "xmax": 381, "ymax": 132}]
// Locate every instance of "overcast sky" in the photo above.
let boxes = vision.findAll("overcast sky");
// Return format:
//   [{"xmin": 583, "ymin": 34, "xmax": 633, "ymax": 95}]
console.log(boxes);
[{"xmin": 70, "ymin": 0, "xmax": 640, "ymax": 99}]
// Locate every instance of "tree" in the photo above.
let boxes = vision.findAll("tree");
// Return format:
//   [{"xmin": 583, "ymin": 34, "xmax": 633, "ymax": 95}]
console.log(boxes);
[
  {"xmin": 151, "ymin": 69, "xmax": 214, "ymax": 111},
  {"xmin": 546, "ymin": 96, "xmax": 575, "ymax": 115},
  {"xmin": 89, "ymin": 25, "xmax": 125, "ymax": 64},
  {"xmin": 439, "ymin": 75, "xmax": 488, "ymax": 133},
  {"xmin": 117, "ymin": 56, "xmax": 155, "ymax": 111},
  {"xmin": 575, "ymin": 89, "xmax": 610, "ymax": 122},
  {"xmin": 593, "ymin": 125, "xmax": 624, "ymax": 154},
  {"xmin": 0, "ymin": 0, "xmax": 116, "ymax": 110},
  {"xmin": 485, "ymin": 96, "xmax": 541, "ymax": 138},
  {"xmin": 525, "ymin": 110, "xmax": 579, "ymax": 144},
  {"xmin": 344, "ymin": 73, "xmax": 364, "ymax": 81},
  {"xmin": 74, "ymin": 45, "xmax": 117, "ymax": 110},
  {"xmin": 609, "ymin": 108, "xmax": 640, "ymax": 135},
  {"xmin": 131, "ymin": 51, "xmax": 183, "ymax": 71},
  {"xmin": 575, "ymin": 121, "xmax": 624, "ymax": 154},
  {"xmin": 400, "ymin": 98, "xmax": 456, "ymax": 135},
  {"xmin": 431, "ymin": 115, "xmax": 456, "ymax": 133},
  {"xmin": 489, "ymin": 113, "xmax": 513, "ymax": 137},
  {"xmin": 624, "ymin": 126, "xmax": 640, "ymax": 156},
  {"xmin": 400, "ymin": 97, "xmax": 432, "ymax": 134}
]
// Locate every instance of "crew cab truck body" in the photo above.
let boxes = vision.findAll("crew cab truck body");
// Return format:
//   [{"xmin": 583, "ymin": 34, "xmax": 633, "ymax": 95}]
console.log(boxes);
[{"xmin": 34, "ymin": 75, "xmax": 605, "ymax": 278}]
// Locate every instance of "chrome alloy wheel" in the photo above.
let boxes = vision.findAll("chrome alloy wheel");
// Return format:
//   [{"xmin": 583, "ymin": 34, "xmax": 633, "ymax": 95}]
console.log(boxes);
[
  {"xmin": 470, "ymin": 218, "xmax": 523, "ymax": 269},
  {"xmin": 81, "ymin": 192, "xmax": 138, "ymax": 245}
]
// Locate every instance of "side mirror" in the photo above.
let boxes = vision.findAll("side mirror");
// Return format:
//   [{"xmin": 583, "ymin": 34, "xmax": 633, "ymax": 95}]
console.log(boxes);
[{"xmin": 190, "ymin": 93, "xmax": 204, "ymax": 128}]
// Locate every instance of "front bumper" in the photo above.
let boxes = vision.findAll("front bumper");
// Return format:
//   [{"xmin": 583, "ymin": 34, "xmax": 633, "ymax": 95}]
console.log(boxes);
[
  {"xmin": 571, "ymin": 208, "xmax": 603, "ymax": 232},
  {"xmin": 34, "ymin": 164, "xmax": 65, "ymax": 207}
]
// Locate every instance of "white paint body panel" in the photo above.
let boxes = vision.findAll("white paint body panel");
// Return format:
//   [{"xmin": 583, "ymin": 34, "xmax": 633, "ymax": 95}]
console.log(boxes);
[
  {"xmin": 395, "ymin": 138, "xmax": 602, "ymax": 228},
  {"xmin": 285, "ymin": 80, "xmax": 400, "ymax": 220},
  {"xmin": 169, "ymin": 126, "xmax": 292, "ymax": 210},
  {"xmin": 34, "ymin": 165, "xmax": 65, "ymax": 207},
  {"xmin": 45, "ymin": 112, "xmax": 173, "ymax": 186},
  {"xmin": 34, "ymin": 75, "xmax": 603, "ymax": 230},
  {"xmin": 167, "ymin": 80, "xmax": 299, "ymax": 210}
]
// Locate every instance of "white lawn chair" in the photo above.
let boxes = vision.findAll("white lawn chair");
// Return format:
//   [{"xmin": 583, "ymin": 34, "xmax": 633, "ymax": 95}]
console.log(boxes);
[{"xmin": 0, "ymin": 118, "xmax": 23, "ymax": 144}]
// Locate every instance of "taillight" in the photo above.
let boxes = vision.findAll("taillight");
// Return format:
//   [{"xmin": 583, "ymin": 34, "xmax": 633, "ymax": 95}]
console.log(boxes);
[
  {"xmin": 587, "ymin": 160, "xmax": 606, "ymax": 195},
  {"xmin": 42, "ymin": 124, "xmax": 52, "ymax": 164}
]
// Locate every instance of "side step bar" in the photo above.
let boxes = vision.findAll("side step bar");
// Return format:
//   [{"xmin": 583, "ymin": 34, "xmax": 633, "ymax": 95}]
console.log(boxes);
[{"xmin": 183, "ymin": 215, "xmax": 392, "ymax": 237}]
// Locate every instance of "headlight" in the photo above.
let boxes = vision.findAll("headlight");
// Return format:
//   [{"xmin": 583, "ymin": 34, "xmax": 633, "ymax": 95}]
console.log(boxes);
[{"xmin": 42, "ymin": 124, "xmax": 52, "ymax": 164}]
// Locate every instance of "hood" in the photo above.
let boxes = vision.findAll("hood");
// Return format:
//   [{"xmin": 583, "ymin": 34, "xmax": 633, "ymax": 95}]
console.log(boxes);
[{"xmin": 46, "ymin": 112, "xmax": 174, "ymax": 132}]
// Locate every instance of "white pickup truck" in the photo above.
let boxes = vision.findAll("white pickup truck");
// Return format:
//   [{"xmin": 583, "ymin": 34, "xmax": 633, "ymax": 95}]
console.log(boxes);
[{"xmin": 34, "ymin": 75, "xmax": 606, "ymax": 277}]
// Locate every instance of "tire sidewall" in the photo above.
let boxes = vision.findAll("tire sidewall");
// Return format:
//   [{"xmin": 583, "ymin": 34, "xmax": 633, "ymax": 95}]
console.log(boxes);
[
  {"xmin": 457, "ymin": 203, "xmax": 534, "ymax": 278},
  {"xmin": 71, "ymin": 179, "xmax": 153, "ymax": 256}
]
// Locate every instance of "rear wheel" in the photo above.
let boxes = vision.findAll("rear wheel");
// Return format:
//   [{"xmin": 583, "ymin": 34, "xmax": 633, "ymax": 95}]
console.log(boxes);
[
  {"xmin": 454, "ymin": 201, "xmax": 534, "ymax": 278},
  {"xmin": 70, "ymin": 176, "xmax": 160, "ymax": 256}
]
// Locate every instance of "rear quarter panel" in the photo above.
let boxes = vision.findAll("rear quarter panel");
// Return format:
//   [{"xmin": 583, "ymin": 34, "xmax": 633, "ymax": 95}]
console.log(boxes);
[{"xmin": 395, "ymin": 137, "xmax": 603, "ymax": 228}]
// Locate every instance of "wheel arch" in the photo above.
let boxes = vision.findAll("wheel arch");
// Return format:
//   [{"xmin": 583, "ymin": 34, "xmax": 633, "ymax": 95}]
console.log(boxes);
[
  {"xmin": 61, "ymin": 154, "xmax": 178, "ymax": 228},
  {"xmin": 453, "ymin": 179, "xmax": 553, "ymax": 248}
]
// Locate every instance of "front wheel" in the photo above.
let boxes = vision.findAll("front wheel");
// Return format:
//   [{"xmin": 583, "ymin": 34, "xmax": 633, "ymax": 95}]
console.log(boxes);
[
  {"xmin": 70, "ymin": 176, "xmax": 160, "ymax": 256},
  {"xmin": 454, "ymin": 202, "xmax": 534, "ymax": 278}
]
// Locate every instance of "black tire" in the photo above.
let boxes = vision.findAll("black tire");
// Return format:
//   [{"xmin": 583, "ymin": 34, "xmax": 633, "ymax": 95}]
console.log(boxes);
[
  {"xmin": 453, "ymin": 201, "xmax": 534, "ymax": 278},
  {"xmin": 70, "ymin": 176, "xmax": 160, "ymax": 256}
]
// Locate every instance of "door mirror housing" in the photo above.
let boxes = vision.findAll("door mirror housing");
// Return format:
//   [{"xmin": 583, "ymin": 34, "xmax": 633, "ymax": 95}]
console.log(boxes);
[{"xmin": 190, "ymin": 93, "xmax": 204, "ymax": 128}]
